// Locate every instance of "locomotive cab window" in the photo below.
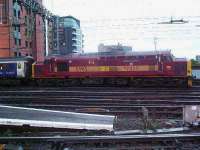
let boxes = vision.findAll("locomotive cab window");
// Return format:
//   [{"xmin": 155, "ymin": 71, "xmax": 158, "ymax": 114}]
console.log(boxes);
[
  {"xmin": 0, "ymin": 64, "xmax": 8, "ymax": 71},
  {"xmin": 163, "ymin": 56, "xmax": 172, "ymax": 62},
  {"xmin": 0, "ymin": 65, "xmax": 3, "ymax": 70},
  {"xmin": 57, "ymin": 62, "xmax": 69, "ymax": 72}
]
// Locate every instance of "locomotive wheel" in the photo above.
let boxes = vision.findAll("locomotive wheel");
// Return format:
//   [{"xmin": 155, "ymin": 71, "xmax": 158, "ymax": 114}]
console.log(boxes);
[
  {"xmin": 80, "ymin": 78, "xmax": 103, "ymax": 86},
  {"xmin": 33, "ymin": 77, "xmax": 189, "ymax": 88}
]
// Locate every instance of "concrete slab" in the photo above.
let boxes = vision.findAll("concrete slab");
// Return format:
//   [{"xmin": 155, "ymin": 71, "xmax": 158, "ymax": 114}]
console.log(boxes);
[{"xmin": 0, "ymin": 105, "xmax": 115, "ymax": 131}]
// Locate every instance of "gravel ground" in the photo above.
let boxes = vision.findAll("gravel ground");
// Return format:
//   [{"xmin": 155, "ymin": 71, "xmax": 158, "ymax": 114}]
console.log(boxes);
[{"xmin": 115, "ymin": 115, "xmax": 183, "ymax": 131}]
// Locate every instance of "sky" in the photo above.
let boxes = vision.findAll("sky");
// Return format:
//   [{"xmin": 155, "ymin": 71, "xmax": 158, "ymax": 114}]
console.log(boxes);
[{"xmin": 43, "ymin": 0, "xmax": 200, "ymax": 58}]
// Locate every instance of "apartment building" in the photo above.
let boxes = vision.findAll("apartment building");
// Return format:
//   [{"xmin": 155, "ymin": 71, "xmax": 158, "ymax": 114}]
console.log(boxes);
[
  {"xmin": 52, "ymin": 16, "xmax": 84, "ymax": 55},
  {"xmin": 0, "ymin": 0, "xmax": 52, "ymax": 62}
]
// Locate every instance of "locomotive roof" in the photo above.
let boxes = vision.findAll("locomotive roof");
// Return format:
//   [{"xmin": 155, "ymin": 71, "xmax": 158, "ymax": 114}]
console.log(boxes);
[{"xmin": 48, "ymin": 50, "xmax": 172, "ymax": 59}]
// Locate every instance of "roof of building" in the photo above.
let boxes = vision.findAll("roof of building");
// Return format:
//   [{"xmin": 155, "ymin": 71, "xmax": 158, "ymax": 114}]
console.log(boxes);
[{"xmin": 59, "ymin": 15, "xmax": 80, "ymax": 27}]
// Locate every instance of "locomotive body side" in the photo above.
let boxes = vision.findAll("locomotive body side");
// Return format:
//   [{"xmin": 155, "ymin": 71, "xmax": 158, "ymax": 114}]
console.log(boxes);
[
  {"xmin": 33, "ymin": 54, "xmax": 161, "ymax": 78},
  {"xmin": 33, "ymin": 51, "xmax": 192, "ymax": 87}
]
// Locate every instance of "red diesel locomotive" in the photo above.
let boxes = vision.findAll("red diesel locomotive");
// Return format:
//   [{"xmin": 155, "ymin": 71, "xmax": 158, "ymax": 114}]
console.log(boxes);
[{"xmin": 32, "ymin": 50, "xmax": 192, "ymax": 87}]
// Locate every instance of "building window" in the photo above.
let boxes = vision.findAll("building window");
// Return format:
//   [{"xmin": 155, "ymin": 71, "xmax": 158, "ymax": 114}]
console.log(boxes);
[
  {"xmin": 20, "ymin": 5, "xmax": 23, "ymax": 12},
  {"xmin": 29, "ymin": 17, "xmax": 32, "ymax": 24},
  {"xmin": 18, "ymin": 26, "xmax": 20, "ymax": 32},
  {"xmin": 13, "ymin": 0, "xmax": 17, "ymax": 4},
  {"xmin": 29, "ymin": 30, "xmax": 31, "ymax": 37},
  {"xmin": 25, "ymin": 28, "xmax": 27, "ymax": 36},
  {"xmin": 0, "ymin": 4, "xmax": 2, "ymax": 24},
  {"xmin": 29, "ymin": 42, "xmax": 32, "ymax": 48},
  {"xmin": 14, "ymin": 38, "xmax": 17, "ymax": 45},
  {"xmin": 25, "ymin": 8, "xmax": 31, "ymax": 15},
  {"xmin": 25, "ymin": 41, "xmax": 28, "ymax": 47},
  {"xmin": 25, "ymin": 16, "xmax": 27, "ymax": 24},
  {"xmin": 13, "ymin": 9, "xmax": 17, "ymax": 17},
  {"xmin": 19, "ymin": 39, "xmax": 21, "ymax": 46},
  {"xmin": 18, "ymin": 10, "xmax": 20, "ymax": 18},
  {"xmin": 14, "ymin": 52, "xmax": 17, "ymax": 56}
]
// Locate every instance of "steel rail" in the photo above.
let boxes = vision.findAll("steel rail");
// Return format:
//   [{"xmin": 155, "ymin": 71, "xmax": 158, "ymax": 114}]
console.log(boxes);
[{"xmin": 0, "ymin": 134, "xmax": 200, "ymax": 143}]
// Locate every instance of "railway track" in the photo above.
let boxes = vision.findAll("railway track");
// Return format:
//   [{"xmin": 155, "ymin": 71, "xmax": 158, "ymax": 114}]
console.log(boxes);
[
  {"xmin": 0, "ymin": 87, "xmax": 199, "ymax": 103},
  {"xmin": 0, "ymin": 85, "xmax": 199, "ymax": 149},
  {"xmin": 0, "ymin": 86, "xmax": 199, "ymax": 115},
  {"xmin": 0, "ymin": 86, "xmax": 199, "ymax": 130},
  {"xmin": 1, "ymin": 134, "xmax": 200, "ymax": 149}
]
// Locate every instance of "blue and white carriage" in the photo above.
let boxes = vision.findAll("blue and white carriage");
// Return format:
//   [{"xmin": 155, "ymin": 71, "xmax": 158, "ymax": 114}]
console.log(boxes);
[{"xmin": 0, "ymin": 57, "xmax": 33, "ymax": 78}]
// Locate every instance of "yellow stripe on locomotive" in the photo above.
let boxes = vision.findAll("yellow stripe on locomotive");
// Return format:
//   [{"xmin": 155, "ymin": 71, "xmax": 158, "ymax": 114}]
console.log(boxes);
[
  {"xmin": 187, "ymin": 60, "xmax": 192, "ymax": 76},
  {"xmin": 32, "ymin": 62, "xmax": 36, "ymax": 78},
  {"xmin": 187, "ymin": 60, "xmax": 192, "ymax": 87},
  {"xmin": 69, "ymin": 65, "xmax": 159, "ymax": 73}
]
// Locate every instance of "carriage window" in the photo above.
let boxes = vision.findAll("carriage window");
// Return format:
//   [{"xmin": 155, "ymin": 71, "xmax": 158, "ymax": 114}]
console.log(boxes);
[
  {"xmin": 57, "ymin": 63, "xmax": 69, "ymax": 72},
  {"xmin": 18, "ymin": 63, "xmax": 22, "ymax": 69}
]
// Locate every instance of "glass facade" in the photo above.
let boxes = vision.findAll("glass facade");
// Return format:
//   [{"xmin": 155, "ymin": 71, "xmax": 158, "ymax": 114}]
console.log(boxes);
[{"xmin": 53, "ymin": 16, "xmax": 83, "ymax": 55}]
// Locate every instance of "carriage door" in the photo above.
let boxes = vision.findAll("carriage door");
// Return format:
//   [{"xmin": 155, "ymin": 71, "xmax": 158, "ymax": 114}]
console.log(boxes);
[{"xmin": 17, "ymin": 61, "xmax": 25, "ymax": 78}]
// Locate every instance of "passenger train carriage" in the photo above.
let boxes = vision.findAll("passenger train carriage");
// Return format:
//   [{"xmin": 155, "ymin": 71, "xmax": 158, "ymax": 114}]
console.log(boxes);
[
  {"xmin": 32, "ymin": 51, "xmax": 192, "ymax": 87},
  {"xmin": 0, "ymin": 57, "xmax": 33, "ymax": 79}
]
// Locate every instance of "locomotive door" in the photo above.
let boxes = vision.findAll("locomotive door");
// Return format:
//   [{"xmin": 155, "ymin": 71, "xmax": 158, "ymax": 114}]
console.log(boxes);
[
  {"xmin": 44, "ymin": 59, "xmax": 55, "ymax": 73},
  {"xmin": 156, "ymin": 54, "xmax": 164, "ymax": 73}
]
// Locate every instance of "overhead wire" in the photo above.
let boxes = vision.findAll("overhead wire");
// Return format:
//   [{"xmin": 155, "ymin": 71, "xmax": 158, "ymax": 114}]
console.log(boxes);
[{"xmin": 81, "ymin": 16, "xmax": 200, "ymax": 43}]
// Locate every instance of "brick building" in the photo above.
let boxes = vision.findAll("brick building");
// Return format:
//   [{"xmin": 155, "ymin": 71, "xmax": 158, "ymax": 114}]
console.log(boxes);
[{"xmin": 0, "ymin": 0, "xmax": 52, "ymax": 62}]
